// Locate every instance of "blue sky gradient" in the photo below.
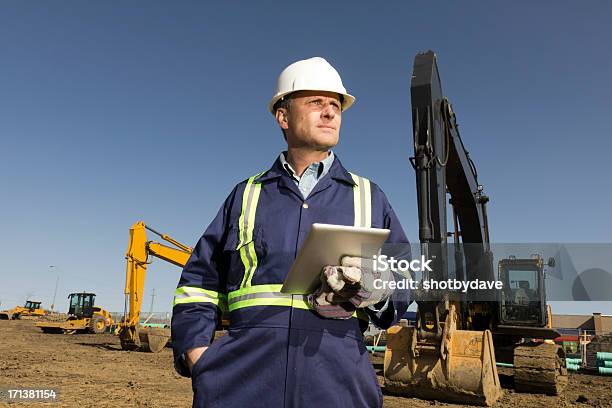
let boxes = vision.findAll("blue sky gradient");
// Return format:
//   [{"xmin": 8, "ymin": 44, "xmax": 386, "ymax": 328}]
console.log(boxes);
[{"xmin": 1, "ymin": 2, "xmax": 610, "ymax": 315}]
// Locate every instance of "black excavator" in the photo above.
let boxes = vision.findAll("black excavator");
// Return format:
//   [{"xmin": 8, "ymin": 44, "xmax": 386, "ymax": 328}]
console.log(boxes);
[{"xmin": 383, "ymin": 51, "xmax": 567, "ymax": 406}]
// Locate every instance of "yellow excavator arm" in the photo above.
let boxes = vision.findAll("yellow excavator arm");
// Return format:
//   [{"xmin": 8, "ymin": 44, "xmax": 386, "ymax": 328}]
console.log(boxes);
[{"xmin": 119, "ymin": 221, "xmax": 192, "ymax": 352}]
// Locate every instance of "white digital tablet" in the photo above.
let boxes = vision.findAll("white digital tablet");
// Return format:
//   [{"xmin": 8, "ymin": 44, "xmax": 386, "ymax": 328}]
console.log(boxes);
[{"xmin": 281, "ymin": 223, "xmax": 390, "ymax": 294}]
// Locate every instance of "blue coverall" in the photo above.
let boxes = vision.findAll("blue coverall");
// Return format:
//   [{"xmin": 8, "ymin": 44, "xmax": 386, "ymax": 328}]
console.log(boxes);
[{"xmin": 171, "ymin": 156, "xmax": 410, "ymax": 408}]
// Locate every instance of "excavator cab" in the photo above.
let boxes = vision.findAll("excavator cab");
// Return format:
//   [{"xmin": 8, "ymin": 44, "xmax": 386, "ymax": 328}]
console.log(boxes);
[
  {"xmin": 498, "ymin": 256, "xmax": 550, "ymax": 327},
  {"xmin": 67, "ymin": 293, "xmax": 95, "ymax": 319},
  {"xmin": 24, "ymin": 301, "xmax": 42, "ymax": 311}
]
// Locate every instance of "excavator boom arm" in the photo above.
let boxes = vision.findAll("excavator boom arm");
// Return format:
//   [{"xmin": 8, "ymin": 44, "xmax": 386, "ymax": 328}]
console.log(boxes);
[
  {"xmin": 123, "ymin": 221, "xmax": 191, "ymax": 328},
  {"xmin": 384, "ymin": 52, "xmax": 502, "ymax": 406},
  {"xmin": 411, "ymin": 51, "xmax": 494, "ymax": 284}
]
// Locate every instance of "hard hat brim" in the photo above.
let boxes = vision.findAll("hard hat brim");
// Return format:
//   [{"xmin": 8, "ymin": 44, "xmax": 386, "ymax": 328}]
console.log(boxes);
[{"xmin": 268, "ymin": 90, "xmax": 355, "ymax": 114}]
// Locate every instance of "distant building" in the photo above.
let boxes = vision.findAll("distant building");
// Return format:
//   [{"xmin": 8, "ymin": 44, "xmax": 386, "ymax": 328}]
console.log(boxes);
[
  {"xmin": 553, "ymin": 312, "xmax": 612, "ymax": 335},
  {"xmin": 552, "ymin": 313, "xmax": 612, "ymax": 363}
]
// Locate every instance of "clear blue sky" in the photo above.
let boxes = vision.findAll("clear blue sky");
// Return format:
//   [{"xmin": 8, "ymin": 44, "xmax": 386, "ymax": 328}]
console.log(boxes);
[{"xmin": 1, "ymin": 2, "xmax": 610, "ymax": 316}]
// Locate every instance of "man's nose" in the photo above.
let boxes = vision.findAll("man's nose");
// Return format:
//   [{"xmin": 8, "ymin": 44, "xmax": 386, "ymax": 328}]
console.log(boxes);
[{"xmin": 321, "ymin": 103, "xmax": 336, "ymax": 119}]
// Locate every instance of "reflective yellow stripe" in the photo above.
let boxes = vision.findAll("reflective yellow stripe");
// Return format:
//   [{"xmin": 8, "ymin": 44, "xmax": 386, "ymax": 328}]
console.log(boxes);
[
  {"xmin": 175, "ymin": 286, "xmax": 222, "ymax": 298},
  {"xmin": 173, "ymin": 286, "xmax": 227, "ymax": 308},
  {"xmin": 238, "ymin": 172, "xmax": 265, "ymax": 288},
  {"xmin": 345, "ymin": 174, "xmax": 372, "ymax": 319},
  {"xmin": 363, "ymin": 178, "xmax": 372, "ymax": 228},
  {"xmin": 356, "ymin": 309, "xmax": 368, "ymax": 320},
  {"xmin": 238, "ymin": 242, "xmax": 257, "ymax": 286},
  {"xmin": 244, "ymin": 240, "xmax": 259, "ymax": 287},
  {"xmin": 349, "ymin": 173, "xmax": 372, "ymax": 228},
  {"xmin": 228, "ymin": 284, "xmax": 283, "ymax": 300},
  {"xmin": 351, "ymin": 173, "xmax": 362, "ymax": 227},
  {"xmin": 226, "ymin": 285, "xmax": 368, "ymax": 320},
  {"xmin": 229, "ymin": 297, "xmax": 294, "ymax": 311},
  {"xmin": 174, "ymin": 296, "xmax": 219, "ymax": 306},
  {"xmin": 291, "ymin": 298, "xmax": 312, "ymax": 310}
]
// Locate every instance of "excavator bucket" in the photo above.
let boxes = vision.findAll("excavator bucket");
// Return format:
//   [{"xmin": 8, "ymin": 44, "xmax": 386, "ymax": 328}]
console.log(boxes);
[
  {"xmin": 138, "ymin": 327, "xmax": 171, "ymax": 353},
  {"xmin": 119, "ymin": 325, "xmax": 170, "ymax": 353},
  {"xmin": 384, "ymin": 325, "xmax": 502, "ymax": 406}
]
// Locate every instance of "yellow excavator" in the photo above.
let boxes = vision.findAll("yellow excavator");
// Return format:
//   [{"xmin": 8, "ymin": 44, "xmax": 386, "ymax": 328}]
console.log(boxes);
[
  {"xmin": 0, "ymin": 300, "xmax": 46, "ymax": 320},
  {"xmin": 383, "ymin": 52, "xmax": 567, "ymax": 406},
  {"xmin": 116, "ymin": 221, "xmax": 192, "ymax": 353}
]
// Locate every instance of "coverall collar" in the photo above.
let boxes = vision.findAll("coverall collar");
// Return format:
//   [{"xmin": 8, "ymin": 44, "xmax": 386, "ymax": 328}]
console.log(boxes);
[{"xmin": 255, "ymin": 152, "xmax": 357, "ymax": 186}]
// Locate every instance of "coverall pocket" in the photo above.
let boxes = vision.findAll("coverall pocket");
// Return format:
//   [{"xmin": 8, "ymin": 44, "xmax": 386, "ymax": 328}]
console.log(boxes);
[
  {"xmin": 225, "ymin": 224, "xmax": 265, "ymax": 253},
  {"xmin": 224, "ymin": 225, "xmax": 266, "ymax": 287},
  {"xmin": 190, "ymin": 347, "xmax": 213, "ymax": 380},
  {"xmin": 191, "ymin": 346, "xmax": 219, "ymax": 407},
  {"xmin": 191, "ymin": 332, "xmax": 229, "ymax": 380}
]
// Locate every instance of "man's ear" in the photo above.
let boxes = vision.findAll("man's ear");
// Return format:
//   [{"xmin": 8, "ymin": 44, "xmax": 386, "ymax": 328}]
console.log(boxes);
[{"xmin": 275, "ymin": 108, "xmax": 289, "ymax": 130}]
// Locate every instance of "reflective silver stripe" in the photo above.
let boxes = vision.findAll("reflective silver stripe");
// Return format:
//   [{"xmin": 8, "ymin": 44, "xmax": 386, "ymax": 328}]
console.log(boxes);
[
  {"xmin": 240, "ymin": 179, "xmax": 257, "ymax": 246},
  {"xmin": 173, "ymin": 286, "xmax": 226, "ymax": 308},
  {"xmin": 358, "ymin": 176, "xmax": 366, "ymax": 226},
  {"xmin": 238, "ymin": 172, "xmax": 265, "ymax": 288},
  {"xmin": 173, "ymin": 292, "xmax": 216, "ymax": 301},
  {"xmin": 242, "ymin": 240, "xmax": 255, "ymax": 276},
  {"xmin": 238, "ymin": 172, "xmax": 264, "ymax": 248},
  {"xmin": 226, "ymin": 289, "xmax": 366, "ymax": 320},
  {"xmin": 350, "ymin": 172, "xmax": 372, "ymax": 228},
  {"xmin": 229, "ymin": 291, "xmax": 294, "ymax": 304}
]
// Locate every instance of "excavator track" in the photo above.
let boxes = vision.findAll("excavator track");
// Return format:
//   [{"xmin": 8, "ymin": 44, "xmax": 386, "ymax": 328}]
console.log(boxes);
[{"xmin": 513, "ymin": 342, "xmax": 568, "ymax": 395}]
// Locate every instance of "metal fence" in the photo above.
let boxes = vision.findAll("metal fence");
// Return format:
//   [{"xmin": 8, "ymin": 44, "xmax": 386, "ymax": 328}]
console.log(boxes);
[{"xmin": 109, "ymin": 311, "xmax": 172, "ymax": 329}]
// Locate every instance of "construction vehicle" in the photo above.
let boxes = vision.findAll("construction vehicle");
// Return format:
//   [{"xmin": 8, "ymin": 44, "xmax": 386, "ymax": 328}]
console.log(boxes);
[
  {"xmin": 117, "ymin": 221, "xmax": 192, "ymax": 353},
  {"xmin": 0, "ymin": 300, "xmax": 46, "ymax": 320},
  {"xmin": 36, "ymin": 292, "xmax": 114, "ymax": 334},
  {"xmin": 383, "ymin": 51, "xmax": 567, "ymax": 406}
]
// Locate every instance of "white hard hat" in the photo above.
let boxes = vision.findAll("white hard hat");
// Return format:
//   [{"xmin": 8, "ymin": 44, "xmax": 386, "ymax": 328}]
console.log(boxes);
[{"xmin": 268, "ymin": 57, "xmax": 355, "ymax": 114}]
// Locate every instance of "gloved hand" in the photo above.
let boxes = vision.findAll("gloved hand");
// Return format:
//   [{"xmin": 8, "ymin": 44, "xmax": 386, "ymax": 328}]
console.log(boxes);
[
  {"xmin": 325, "ymin": 256, "xmax": 394, "ymax": 308},
  {"xmin": 307, "ymin": 276, "xmax": 356, "ymax": 320}
]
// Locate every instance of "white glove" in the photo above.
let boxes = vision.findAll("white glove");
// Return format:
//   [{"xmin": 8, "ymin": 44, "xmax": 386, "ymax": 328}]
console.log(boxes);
[{"xmin": 323, "ymin": 256, "xmax": 394, "ymax": 308}]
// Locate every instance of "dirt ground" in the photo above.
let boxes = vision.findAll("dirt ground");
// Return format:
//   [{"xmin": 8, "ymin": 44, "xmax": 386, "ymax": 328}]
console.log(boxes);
[{"xmin": 1, "ymin": 320, "xmax": 610, "ymax": 408}]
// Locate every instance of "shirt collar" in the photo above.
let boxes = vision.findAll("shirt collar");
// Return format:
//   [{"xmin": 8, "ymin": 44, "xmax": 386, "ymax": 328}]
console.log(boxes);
[
  {"xmin": 256, "ymin": 153, "xmax": 356, "ymax": 186},
  {"xmin": 278, "ymin": 151, "xmax": 335, "ymax": 181}
]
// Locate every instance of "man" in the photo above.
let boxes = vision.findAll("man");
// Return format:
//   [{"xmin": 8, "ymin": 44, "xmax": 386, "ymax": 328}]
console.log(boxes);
[{"xmin": 172, "ymin": 57, "xmax": 410, "ymax": 407}]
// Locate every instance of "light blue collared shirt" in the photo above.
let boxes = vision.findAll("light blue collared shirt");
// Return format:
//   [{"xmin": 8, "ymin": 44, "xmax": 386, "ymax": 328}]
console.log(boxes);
[{"xmin": 279, "ymin": 151, "xmax": 335, "ymax": 199}]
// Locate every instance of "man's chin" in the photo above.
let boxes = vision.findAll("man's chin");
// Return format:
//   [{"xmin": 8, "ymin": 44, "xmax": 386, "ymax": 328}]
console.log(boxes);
[{"xmin": 311, "ymin": 135, "xmax": 339, "ymax": 150}]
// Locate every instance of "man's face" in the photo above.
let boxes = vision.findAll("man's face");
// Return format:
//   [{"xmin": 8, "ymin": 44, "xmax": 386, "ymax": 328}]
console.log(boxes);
[{"xmin": 276, "ymin": 90, "xmax": 342, "ymax": 151}]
